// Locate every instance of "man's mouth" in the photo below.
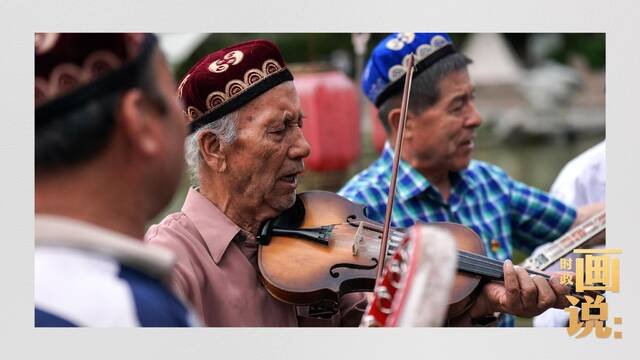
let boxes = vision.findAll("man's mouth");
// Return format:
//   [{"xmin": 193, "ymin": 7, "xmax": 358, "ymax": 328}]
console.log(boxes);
[
  {"xmin": 459, "ymin": 136, "xmax": 475, "ymax": 151},
  {"xmin": 279, "ymin": 174, "xmax": 297, "ymax": 184},
  {"xmin": 278, "ymin": 169, "xmax": 302, "ymax": 188}
]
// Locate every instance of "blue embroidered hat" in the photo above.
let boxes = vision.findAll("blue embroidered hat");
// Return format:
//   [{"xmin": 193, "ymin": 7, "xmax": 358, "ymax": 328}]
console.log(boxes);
[{"xmin": 362, "ymin": 33, "xmax": 456, "ymax": 107}]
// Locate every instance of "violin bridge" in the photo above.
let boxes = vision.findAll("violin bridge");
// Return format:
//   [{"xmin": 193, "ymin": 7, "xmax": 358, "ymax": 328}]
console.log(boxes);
[{"xmin": 352, "ymin": 221, "xmax": 365, "ymax": 256}]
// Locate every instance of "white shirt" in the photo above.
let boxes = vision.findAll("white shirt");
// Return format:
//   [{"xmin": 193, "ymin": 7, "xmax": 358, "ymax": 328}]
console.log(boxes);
[
  {"xmin": 35, "ymin": 215, "xmax": 198, "ymax": 327},
  {"xmin": 533, "ymin": 140, "xmax": 605, "ymax": 327},
  {"xmin": 550, "ymin": 141, "xmax": 606, "ymax": 206}
]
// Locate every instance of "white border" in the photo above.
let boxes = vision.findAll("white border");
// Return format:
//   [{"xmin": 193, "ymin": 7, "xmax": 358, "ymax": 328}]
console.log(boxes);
[{"xmin": 1, "ymin": 0, "xmax": 637, "ymax": 358}]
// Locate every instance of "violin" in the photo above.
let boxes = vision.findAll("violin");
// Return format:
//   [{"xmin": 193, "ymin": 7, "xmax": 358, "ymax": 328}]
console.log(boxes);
[{"xmin": 257, "ymin": 190, "xmax": 559, "ymax": 322}]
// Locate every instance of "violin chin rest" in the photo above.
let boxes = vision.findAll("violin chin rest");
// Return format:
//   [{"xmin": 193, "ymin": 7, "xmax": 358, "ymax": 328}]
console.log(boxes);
[
  {"xmin": 257, "ymin": 219, "xmax": 273, "ymax": 245},
  {"xmin": 258, "ymin": 194, "xmax": 308, "ymax": 245}
]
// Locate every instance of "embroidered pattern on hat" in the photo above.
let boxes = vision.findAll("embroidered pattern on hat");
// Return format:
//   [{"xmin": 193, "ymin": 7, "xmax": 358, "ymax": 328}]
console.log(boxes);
[
  {"xmin": 385, "ymin": 33, "xmax": 416, "ymax": 51},
  {"xmin": 388, "ymin": 61, "xmax": 408, "ymax": 82},
  {"xmin": 34, "ymin": 33, "xmax": 145, "ymax": 107},
  {"xmin": 208, "ymin": 50, "xmax": 244, "ymax": 73},
  {"xmin": 415, "ymin": 35, "xmax": 449, "ymax": 60},
  {"xmin": 367, "ymin": 78, "xmax": 387, "ymax": 103},
  {"xmin": 35, "ymin": 51, "xmax": 123, "ymax": 106},
  {"xmin": 185, "ymin": 59, "xmax": 285, "ymax": 122},
  {"xmin": 177, "ymin": 74, "xmax": 191, "ymax": 99},
  {"xmin": 386, "ymin": 35, "xmax": 450, "ymax": 82},
  {"xmin": 186, "ymin": 106, "xmax": 203, "ymax": 122},
  {"xmin": 35, "ymin": 33, "xmax": 60, "ymax": 55}
]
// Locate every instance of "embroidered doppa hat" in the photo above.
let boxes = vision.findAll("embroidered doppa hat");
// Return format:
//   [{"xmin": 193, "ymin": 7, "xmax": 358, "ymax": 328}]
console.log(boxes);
[
  {"xmin": 35, "ymin": 33, "xmax": 157, "ymax": 124},
  {"xmin": 177, "ymin": 39, "xmax": 294, "ymax": 133},
  {"xmin": 362, "ymin": 33, "xmax": 456, "ymax": 107}
]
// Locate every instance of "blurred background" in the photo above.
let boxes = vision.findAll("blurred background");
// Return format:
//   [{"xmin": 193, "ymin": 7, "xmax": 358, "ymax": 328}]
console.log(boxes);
[{"xmin": 153, "ymin": 33, "xmax": 605, "ymax": 325}]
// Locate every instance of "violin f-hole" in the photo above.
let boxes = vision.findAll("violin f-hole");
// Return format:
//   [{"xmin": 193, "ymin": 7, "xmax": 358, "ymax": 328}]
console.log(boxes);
[{"xmin": 329, "ymin": 258, "xmax": 379, "ymax": 278}]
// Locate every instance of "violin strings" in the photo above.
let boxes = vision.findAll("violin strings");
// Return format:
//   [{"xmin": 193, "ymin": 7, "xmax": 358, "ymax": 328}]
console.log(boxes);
[
  {"xmin": 327, "ymin": 222, "xmax": 549, "ymax": 280},
  {"xmin": 331, "ymin": 224, "xmax": 499, "ymax": 267},
  {"xmin": 458, "ymin": 251, "xmax": 505, "ymax": 269},
  {"xmin": 459, "ymin": 259, "xmax": 505, "ymax": 278},
  {"xmin": 372, "ymin": 225, "xmax": 542, "ymax": 276},
  {"xmin": 457, "ymin": 253, "xmax": 551, "ymax": 280},
  {"xmin": 457, "ymin": 259, "xmax": 504, "ymax": 279},
  {"xmin": 330, "ymin": 224, "xmax": 503, "ymax": 276},
  {"xmin": 328, "ymin": 224, "xmax": 404, "ymax": 256},
  {"xmin": 458, "ymin": 251, "xmax": 550, "ymax": 279}
]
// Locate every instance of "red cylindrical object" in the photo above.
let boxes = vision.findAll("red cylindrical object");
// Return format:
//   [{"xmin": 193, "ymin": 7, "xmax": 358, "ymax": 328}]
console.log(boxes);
[{"xmin": 294, "ymin": 71, "xmax": 361, "ymax": 172}]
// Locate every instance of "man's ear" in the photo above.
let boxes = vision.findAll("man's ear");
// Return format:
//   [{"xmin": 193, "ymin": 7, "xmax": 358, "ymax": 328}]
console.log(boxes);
[
  {"xmin": 117, "ymin": 89, "xmax": 161, "ymax": 157},
  {"xmin": 198, "ymin": 131, "xmax": 227, "ymax": 172},
  {"xmin": 387, "ymin": 108, "xmax": 401, "ymax": 136},
  {"xmin": 387, "ymin": 107, "xmax": 416, "ymax": 142}
]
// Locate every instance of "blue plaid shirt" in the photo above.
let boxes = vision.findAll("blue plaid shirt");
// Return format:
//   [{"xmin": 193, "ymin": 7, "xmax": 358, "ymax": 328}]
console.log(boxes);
[{"xmin": 339, "ymin": 143, "xmax": 577, "ymax": 326}]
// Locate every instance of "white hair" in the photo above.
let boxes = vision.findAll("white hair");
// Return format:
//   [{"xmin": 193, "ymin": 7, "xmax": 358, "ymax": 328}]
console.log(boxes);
[{"xmin": 185, "ymin": 111, "xmax": 239, "ymax": 186}]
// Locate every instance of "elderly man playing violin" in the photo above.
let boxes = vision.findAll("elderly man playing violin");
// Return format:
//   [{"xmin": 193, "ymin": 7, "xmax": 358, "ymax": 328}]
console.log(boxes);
[
  {"xmin": 339, "ymin": 32, "xmax": 603, "ymax": 326},
  {"xmin": 147, "ymin": 38, "xmax": 573, "ymax": 327},
  {"xmin": 146, "ymin": 40, "xmax": 368, "ymax": 326}
]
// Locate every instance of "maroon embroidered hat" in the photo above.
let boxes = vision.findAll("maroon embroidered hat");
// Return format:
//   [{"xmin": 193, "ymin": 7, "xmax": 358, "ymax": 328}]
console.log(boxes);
[
  {"xmin": 35, "ymin": 33, "xmax": 157, "ymax": 124},
  {"xmin": 177, "ymin": 39, "xmax": 293, "ymax": 133}
]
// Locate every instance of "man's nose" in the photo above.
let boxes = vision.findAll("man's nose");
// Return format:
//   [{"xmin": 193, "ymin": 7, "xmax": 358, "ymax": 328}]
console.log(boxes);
[
  {"xmin": 465, "ymin": 102, "xmax": 482, "ymax": 128},
  {"xmin": 289, "ymin": 128, "xmax": 311, "ymax": 159}
]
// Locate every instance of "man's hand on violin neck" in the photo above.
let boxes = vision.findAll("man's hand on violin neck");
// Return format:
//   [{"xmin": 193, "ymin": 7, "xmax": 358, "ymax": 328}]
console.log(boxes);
[{"xmin": 469, "ymin": 260, "xmax": 573, "ymax": 319}]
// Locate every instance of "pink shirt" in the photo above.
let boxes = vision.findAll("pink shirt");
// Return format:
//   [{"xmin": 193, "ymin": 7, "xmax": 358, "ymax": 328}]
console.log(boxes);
[{"xmin": 145, "ymin": 188, "xmax": 366, "ymax": 326}]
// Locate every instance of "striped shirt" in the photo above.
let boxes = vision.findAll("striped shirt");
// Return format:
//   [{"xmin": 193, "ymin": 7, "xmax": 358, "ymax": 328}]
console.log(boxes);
[
  {"xmin": 35, "ymin": 216, "xmax": 198, "ymax": 327},
  {"xmin": 339, "ymin": 144, "xmax": 577, "ymax": 326}
]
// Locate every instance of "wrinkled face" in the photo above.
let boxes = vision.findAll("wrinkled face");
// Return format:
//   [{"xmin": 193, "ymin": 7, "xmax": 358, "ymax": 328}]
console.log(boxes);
[
  {"xmin": 146, "ymin": 52, "xmax": 187, "ymax": 215},
  {"xmin": 223, "ymin": 81, "xmax": 310, "ymax": 219},
  {"xmin": 404, "ymin": 69, "xmax": 482, "ymax": 175}
]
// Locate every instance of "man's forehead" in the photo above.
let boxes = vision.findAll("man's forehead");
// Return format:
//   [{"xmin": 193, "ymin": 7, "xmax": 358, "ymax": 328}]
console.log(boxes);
[
  {"xmin": 439, "ymin": 71, "xmax": 473, "ymax": 97},
  {"xmin": 242, "ymin": 103, "xmax": 302, "ymax": 127},
  {"xmin": 242, "ymin": 82, "xmax": 300, "ymax": 115}
]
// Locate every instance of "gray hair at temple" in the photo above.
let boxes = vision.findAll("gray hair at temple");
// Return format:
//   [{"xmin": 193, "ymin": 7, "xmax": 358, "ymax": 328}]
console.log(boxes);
[
  {"xmin": 377, "ymin": 52, "xmax": 472, "ymax": 134},
  {"xmin": 184, "ymin": 111, "xmax": 239, "ymax": 186}
]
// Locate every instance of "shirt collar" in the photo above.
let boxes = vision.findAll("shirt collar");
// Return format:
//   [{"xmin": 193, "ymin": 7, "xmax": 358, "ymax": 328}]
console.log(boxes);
[
  {"xmin": 380, "ymin": 143, "xmax": 479, "ymax": 202},
  {"xmin": 35, "ymin": 214, "xmax": 175, "ymax": 279},
  {"xmin": 455, "ymin": 161, "xmax": 480, "ymax": 193},
  {"xmin": 181, "ymin": 187, "xmax": 242, "ymax": 264}
]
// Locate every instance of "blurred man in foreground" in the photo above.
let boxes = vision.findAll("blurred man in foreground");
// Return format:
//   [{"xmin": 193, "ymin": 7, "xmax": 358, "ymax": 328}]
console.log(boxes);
[{"xmin": 35, "ymin": 33, "xmax": 197, "ymax": 326}]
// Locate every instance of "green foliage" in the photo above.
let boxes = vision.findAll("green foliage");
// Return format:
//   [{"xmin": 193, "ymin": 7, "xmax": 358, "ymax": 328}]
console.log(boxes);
[{"xmin": 550, "ymin": 33, "xmax": 605, "ymax": 69}]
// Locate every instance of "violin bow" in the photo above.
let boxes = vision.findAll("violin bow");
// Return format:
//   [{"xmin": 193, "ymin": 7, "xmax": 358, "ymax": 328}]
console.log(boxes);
[{"xmin": 377, "ymin": 54, "xmax": 416, "ymax": 279}]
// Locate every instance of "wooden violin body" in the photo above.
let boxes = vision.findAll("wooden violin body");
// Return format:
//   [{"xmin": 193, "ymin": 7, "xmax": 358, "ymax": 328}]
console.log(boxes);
[
  {"xmin": 257, "ymin": 191, "xmax": 490, "ymax": 319},
  {"xmin": 258, "ymin": 191, "xmax": 377, "ymax": 305}
]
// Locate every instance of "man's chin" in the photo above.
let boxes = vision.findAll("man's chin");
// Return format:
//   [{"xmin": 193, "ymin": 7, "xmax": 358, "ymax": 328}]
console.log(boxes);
[
  {"xmin": 270, "ymin": 191, "xmax": 297, "ymax": 214},
  {"xmin": 453, "ymin": 157, "xmax": 472, "ymax": 172},
  {"xmin": 284, "ymin": 191, "xmax": 297, "ymax": 209}
]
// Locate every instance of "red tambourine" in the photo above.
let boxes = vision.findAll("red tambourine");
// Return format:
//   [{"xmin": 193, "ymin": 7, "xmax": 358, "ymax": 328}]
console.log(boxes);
[{"xmin": 360, "ymin": 224, "xmax": 458, "ymax": 327}]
